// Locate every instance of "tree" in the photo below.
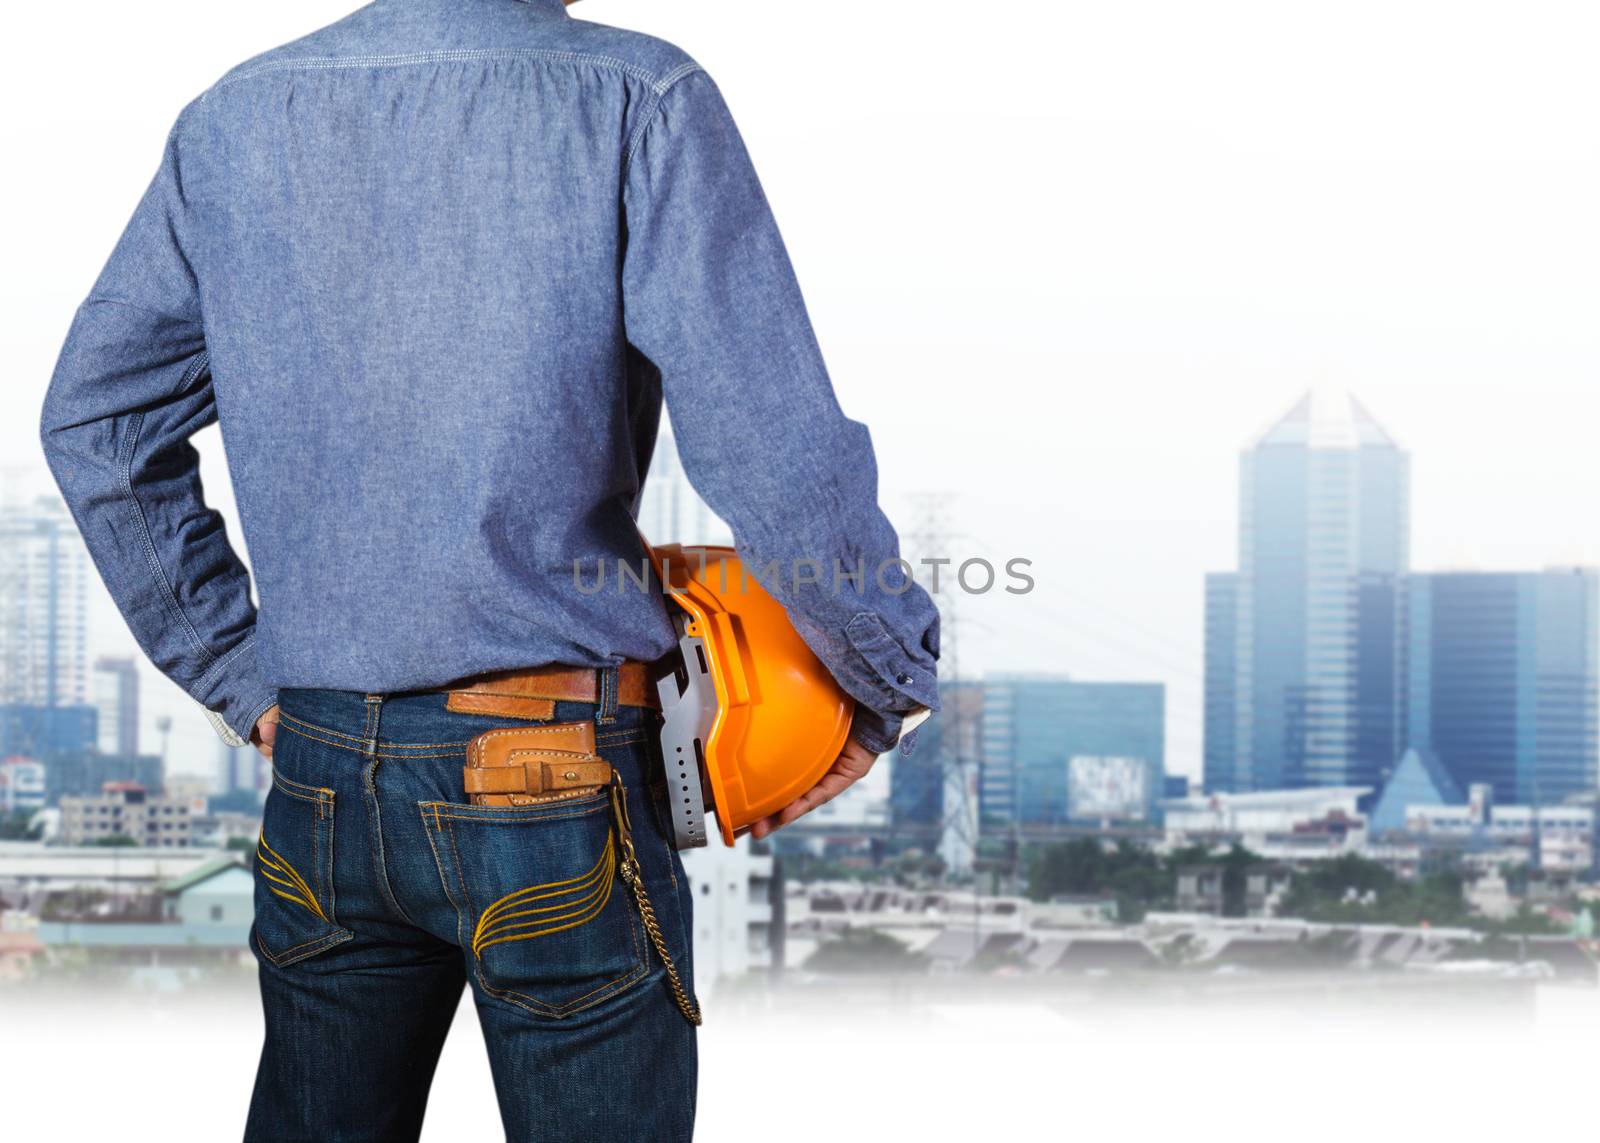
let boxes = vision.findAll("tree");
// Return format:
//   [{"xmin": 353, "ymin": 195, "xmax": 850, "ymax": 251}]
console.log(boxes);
[
  {"xmin": 0, "ymin": 809, "xmax": 42, "ymax": 841},
  {"xmin": 1026, "ymin": 838, "xmax": 1189, "ymax": 921},
  {"xmin": 1277, "ymin": 854, "xmax": 1469, "ymax": 927},
  {"xmin": 1216, "ymin": 844, "xmax": 1266, "ymax": 918},
  {"xmin": 1027, "ymin": 839, "xmax": 1109, "ymax": 901},
  {"xmin": 91, "ymin": 835, "xmax": 139, "ymax": 848}
]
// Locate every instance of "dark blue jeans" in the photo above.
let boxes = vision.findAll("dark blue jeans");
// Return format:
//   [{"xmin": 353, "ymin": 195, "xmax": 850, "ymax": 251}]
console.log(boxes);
[{"xmin": 244, "ymin": 686, "xmax": 697, "ymax": 1142}]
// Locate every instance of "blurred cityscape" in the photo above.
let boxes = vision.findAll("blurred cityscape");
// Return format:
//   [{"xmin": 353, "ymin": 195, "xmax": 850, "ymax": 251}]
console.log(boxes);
[{"xmin": 1, "ymin": 392, "xmax": 1596, "ymax": 1011}]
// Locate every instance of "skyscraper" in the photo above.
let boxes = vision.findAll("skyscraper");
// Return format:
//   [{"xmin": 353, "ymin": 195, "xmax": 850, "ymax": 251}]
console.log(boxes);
[
  {"xmin": 0, "ymin": 496, "xmax": 96, "ymax": 757},
  {"xmin": 980, "ymin": 675, "xmax": 1165, "ymax": 827},
  {"xmin": 0, "ymin": 496, "xmax": 90, "ymax": 708},
  {"xmin": 1406, "ymin": 568, "xmax": 1598, "ymax": 805},
  {"xmin": 94, "ymin": 656, "xmax": 140, "ymax": 757},
  {"xmin": 1203, "ymin": 572, "xmax": 1240, "ymax": 792},
  {"xmin": 1206, "ymin": 392, "xmax": 1409, "ymax": 792}
]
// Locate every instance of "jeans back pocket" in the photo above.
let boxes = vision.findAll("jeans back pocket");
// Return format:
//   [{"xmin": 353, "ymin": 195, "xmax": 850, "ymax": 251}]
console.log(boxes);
[
  {"xmin": 420, "ymin": 791, "xmax": 648, "ymax": 1019},
  {"xmin": 252, "ymin": 769, "xmax": 353, "ymax": 967}
]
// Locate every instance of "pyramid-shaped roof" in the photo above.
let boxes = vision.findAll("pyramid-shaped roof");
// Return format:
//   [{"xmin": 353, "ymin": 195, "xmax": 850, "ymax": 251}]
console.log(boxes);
[
  {"xmin": 1367, "ymin": 748, "xmax": 1465, "ymax": 833},
  {"xmin": 1254, "ymin": 390, "xmax": 1399, "ymax": 450}
]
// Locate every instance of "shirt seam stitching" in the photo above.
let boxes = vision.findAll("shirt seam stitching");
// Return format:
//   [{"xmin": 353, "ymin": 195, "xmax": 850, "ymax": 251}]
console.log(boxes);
[
  {"xmin": 241, "ymin": 690, "xmax": 279, "ymax": 738},
  {"xmin": 206, "ymin": 48, "xmax": 666, "ymax": 98},
  {"xmin": 622, "ymin": 63, "xmax": 704, "ymax": 180},
  {"xmin": 83, "ymin": 294, "xmax": 189, "ymax": 322},
  {"xmin": 120, "ymin": 353, "xmax": 220, "ymax": 672},
  {"xmin": 193, "ymin": 633, "xmax": 258, "ymax": 693}
]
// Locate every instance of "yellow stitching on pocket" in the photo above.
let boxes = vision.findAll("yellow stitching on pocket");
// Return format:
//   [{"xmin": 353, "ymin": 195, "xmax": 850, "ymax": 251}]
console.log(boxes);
[
  {"xmin": 475, "ymin": 859, "xmax": 616, "ymax": 954},
  {"xmin": 257, "ymin": 837, "xmax": 328, "ymax": 922},
  {"xmin": 267, "ymin": 886, "xmax": 324, "ymax": 915},
  {"xmin": 257, "ymin": 838, "xmax": 318, "ymax": 907},
  {"xmin": 476, "ymin": 841, "xmax": 609, "ymax": 926},
  {"xmin": 476, "ymin": 857, "xmax": 616, "ymax": 949},
  {"xmin": 471, "ymin": 831, "xmax": 617, "ymax": 955},
  {"xmin": 258, "ymin": 846, "xmax": 325, "ymax": 921},
  {"xmin": 257, "ymin": 849, "xmax": 312, "ymax": 903}
]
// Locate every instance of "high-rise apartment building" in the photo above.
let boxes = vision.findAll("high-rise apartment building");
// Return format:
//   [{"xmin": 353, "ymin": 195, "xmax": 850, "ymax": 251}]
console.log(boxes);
[
  {"xmin": 1205, "ymin": 392, "xmax": 1409, "ymax": 792},
  {"xmin": 1406, "ymin": 568, "xmax": 1598, "ymax": 805},
  {"xmin": 1, "ymin": 497, "xmax": 97, "ymax": 757},
  {"xmin": 0, "ymin": 496, "xmax": 91, "ymax": 708}
]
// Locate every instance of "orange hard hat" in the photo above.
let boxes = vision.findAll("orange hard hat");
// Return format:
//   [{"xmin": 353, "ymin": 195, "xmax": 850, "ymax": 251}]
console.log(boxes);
[{"xmin": 649, "ymin": 544, "xmax": 855, "ymax": 847}]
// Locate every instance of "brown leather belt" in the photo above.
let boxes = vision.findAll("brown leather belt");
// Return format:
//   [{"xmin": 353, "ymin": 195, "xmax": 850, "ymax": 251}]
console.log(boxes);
[{"xmin": 444, "ymin": 662, "xmax": 659, "ymax": 722}]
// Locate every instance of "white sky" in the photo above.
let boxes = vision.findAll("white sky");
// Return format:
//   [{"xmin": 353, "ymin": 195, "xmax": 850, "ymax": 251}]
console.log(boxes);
[{"xmin": 4, "ymin": 1, "xmax": 1598, "ymax": 780}]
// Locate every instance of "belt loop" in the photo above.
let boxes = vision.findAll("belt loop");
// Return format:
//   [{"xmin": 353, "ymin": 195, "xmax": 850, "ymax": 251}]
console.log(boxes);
[
  {"xmin": 596, "ymin": 665, "xmax": 619, "ymax": 725},
  {"xmin": 363, "ymin": 693, "xmax": 384, "ymax": 757}
]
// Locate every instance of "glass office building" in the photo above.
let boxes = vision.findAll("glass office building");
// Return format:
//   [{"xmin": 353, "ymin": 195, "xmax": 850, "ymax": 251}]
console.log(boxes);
[
  {"xmin": 1406, "ymin": 569, "xmax": 1599, "ymax": 805},
  {"xmin": 1203, "ymin": 572, "xmax": 1240, "ymax": 792},
  {"xmin": 1206, "ymin": 392, "xmax": 1409, "ymax": 792},
  {"xmin": 979, "ymin": 675, "xmax": 1165, "ymax": 827}
]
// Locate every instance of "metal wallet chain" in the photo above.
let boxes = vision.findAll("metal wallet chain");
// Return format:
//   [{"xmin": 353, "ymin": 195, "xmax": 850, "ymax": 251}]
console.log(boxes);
[{"xmin": 610, "ymin": 776, "xmax": 703, "ymax": 1026}]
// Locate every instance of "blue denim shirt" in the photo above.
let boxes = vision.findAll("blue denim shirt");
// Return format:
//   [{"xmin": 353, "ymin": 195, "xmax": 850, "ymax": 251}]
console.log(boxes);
[{"xmin": 40, "ymin": 0, "xmax": 938, "ymax": 754}]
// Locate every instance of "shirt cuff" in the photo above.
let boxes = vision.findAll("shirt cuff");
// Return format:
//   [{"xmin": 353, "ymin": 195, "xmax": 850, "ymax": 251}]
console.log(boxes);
[
  {"xmin": 842, "ymin": 614, "xmax": 940, "ymax": 712},
  {"xmin": 191, "ymin": 635, "xmax": 278, "ymax": 746},
  {"xmin": 850, "ymin": 706, "xmax": 904, "ymax": 756},
  {"xmin": 850, "ymin": 704, "xmax": 932, "ymax": 756}
]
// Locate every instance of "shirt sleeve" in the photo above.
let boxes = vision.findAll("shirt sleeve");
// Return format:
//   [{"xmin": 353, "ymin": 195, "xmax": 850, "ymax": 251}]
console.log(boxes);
[
  {"xmin": 621, "ymin": 68, "xmax": 940, "ymax": 754},
  {"xmin": 39, "ymin": 111, "xmax": 276, "ymax": 746}
]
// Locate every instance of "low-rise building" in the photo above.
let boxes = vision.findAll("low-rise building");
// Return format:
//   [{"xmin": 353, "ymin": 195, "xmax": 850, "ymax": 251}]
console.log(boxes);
[
  {"xmin": 1174, "ymin": 862, "xmax": 1292, "ymax": 917},
  {"xmin": 34, "ymin": 856, "xmax": 254, "ymax": 974},
  {"xmin": 1162, "ymin": 786, "xmax": 1371, "ymax": 840},
  {"xmin": 678, "ymin": 843, "xmax": 776, "ymax": 987},
  {"xmin": 59, "ymin": 783, "xmax": 192, "ymax": 848},
  {"xmin": 0, "ymin": 841, "xmax": 214, "ymax": 898},
  {"xmin": 1401, "ymin": 805, "xmax": 1594, "ymax": 872}
]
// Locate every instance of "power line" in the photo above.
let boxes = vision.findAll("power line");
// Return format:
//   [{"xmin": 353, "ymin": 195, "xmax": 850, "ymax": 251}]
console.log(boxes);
[{"xmin": 899, "ymin": 493, "xmax": 982, "ymax": 883}]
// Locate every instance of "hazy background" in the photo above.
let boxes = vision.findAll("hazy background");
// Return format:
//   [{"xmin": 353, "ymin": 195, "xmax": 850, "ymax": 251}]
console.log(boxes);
[
  {"xmin": 6, "ymin": 1, "xmax": 1599, "ymax": 782},
  {"xmin": 4, "ymin": 3, "xmax": 1598, "ymax": 1139},
  {"xmin": 8, "ymin": 0, "xmax": 1599, "ymax": 789}
]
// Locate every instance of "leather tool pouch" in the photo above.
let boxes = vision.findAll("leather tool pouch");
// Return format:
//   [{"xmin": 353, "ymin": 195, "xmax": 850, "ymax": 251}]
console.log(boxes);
[{"xmin": 463, "ymin": 721, "xmax": 614, "ymax": 806}]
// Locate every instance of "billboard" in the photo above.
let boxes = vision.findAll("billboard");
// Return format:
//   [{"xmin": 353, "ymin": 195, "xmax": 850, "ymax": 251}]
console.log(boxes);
[{"xmin": 1068, "ymin": 755, "xmax": 1150, "ymax": 821}]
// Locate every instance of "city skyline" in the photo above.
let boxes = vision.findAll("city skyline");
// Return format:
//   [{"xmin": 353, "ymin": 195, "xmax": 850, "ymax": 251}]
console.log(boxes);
[
  {"xmin": 4, "ymin": 383, "xmax": 1597, "ymax": 802},
  {"xmin": 1407, "ymin": 568, "xmax": 1599, "ymax": 806},
  {"xmin": 5, "ymin": 7, "xmax": 1600, "ymax": 1137},
  {"xmin": 9, "ymin": 1, "xmax": 1600, "ymax": 787},
  {"xmin": 1205, "ymin": 392, "xmax": 1598, "ymax": 804},
  {"xmin": 1208, "ymin": 391, "xmax": 1410, "ymax": 793}
]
